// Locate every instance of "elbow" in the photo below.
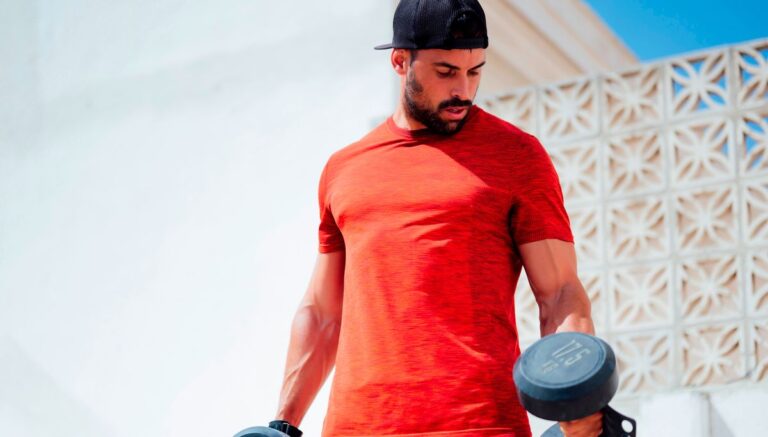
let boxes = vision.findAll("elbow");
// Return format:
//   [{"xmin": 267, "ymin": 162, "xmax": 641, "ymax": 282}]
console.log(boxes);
[{"xmin": 293, "ymin": 299, "xmax": 341, "ymax": 340}]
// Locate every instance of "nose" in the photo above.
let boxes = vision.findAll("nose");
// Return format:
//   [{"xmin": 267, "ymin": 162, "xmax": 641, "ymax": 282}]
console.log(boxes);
[{"xmin": 451, "ymin": 76, "xmax": 470, "ymax": 101}]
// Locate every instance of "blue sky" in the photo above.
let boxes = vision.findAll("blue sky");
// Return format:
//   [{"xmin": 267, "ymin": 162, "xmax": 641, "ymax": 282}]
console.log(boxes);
[{"xmin": 584, "ymin": 0, "xmax": 768, "ymax": 61}]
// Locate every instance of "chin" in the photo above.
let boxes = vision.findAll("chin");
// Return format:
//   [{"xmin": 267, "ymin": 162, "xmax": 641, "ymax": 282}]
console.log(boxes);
[{"xmin": 443, "ymin": 118, "xmax": 464, "ymax": 129}]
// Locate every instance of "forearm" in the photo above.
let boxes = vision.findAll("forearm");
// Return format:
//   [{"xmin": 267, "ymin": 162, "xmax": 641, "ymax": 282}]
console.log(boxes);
[
  {"xmin": 275, "ymin": 301, "xmax": 341, "ymax": 425},
  {"xmin": 538, "ymin": 281, "xmax": 594, "ymax": 337}
]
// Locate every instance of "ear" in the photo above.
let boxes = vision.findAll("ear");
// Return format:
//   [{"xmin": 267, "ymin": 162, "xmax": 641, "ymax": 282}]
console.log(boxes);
[{"xmin": 391, "ymin": 49, "xmax": 409, "ymax": 76}]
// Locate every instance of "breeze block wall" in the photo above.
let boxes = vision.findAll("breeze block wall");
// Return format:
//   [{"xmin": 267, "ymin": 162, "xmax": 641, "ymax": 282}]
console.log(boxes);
[{"xmin": 482, "ymin": 38, "xmax": 768, "ymax": 402}]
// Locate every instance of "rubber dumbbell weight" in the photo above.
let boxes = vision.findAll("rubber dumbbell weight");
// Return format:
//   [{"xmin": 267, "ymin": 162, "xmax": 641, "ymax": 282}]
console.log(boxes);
[
  {"xmin": 234, "ymin": 420, "xmax": 303, "ymax": 437},
  {"xmin": 513, "ymin": 332, "xmax": 636, "ymax": 437}
]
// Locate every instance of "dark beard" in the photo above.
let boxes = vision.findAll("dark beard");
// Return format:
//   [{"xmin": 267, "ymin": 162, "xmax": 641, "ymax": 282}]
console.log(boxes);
[{"xmin": 404, "ymin": 71, "xmax": 473, "ymax": 136}]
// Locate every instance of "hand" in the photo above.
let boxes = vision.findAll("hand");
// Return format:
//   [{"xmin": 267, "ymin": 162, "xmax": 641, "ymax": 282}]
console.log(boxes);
[{"xmin": 558, "ymin": 411, "xmax": 602, "ymax": 437}]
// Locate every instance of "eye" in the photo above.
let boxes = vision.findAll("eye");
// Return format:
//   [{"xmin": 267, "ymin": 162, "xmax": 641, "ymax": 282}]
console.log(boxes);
[
  {"xmin": 437, "ymin": 69, "xmax": 454, "ymax": 77},
  {"xmin": 469, "ymin": 70, "xmax": 481, "ymax": 77}
]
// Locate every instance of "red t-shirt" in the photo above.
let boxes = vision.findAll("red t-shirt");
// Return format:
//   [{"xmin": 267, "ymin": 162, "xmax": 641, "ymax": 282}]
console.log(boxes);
[{"xmin": 317, "ymin": 106, "xmax": 573, "ymax": 436}]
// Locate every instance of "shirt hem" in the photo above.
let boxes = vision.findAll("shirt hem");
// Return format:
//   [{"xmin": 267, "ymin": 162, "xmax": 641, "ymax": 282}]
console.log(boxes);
[
  {"xmin": 515, "ymin": 231, "xmax": 574, "ymax": 246},
  {"xmin": 333, "ymin": 427, "xmax": 530, "ymax": 437}
]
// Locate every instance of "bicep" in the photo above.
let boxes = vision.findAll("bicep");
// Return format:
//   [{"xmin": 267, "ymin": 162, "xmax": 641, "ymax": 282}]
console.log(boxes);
[
  {"xmin": 303, "ymin": 251, "xmax": 345, "ymax": 321},
  {"xmin": 518, "ymin": 239, "xmax": 579, "ymax": 303}
]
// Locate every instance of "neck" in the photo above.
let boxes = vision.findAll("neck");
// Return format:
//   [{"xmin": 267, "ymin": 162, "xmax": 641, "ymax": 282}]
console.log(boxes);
[{"xmin": 392, "ymin": 96, "xmax": 427, "ymax": 131}]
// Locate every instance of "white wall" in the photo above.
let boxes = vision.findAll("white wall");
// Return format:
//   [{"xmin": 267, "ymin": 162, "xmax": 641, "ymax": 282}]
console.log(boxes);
[{"xmin": 0, "ymin": 1, "xmax": 391, "ymax": 436}]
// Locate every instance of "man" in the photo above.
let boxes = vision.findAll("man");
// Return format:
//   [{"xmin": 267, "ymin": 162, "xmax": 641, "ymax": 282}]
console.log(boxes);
[{"xmin": 270, "ymin": 1, "xmax": 601, "ymax": 436}]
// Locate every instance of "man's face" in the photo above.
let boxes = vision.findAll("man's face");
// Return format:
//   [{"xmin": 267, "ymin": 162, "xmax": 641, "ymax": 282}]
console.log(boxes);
[{"xmin": 403, "ymin": 48, "xmax": 486, "ymax": 135}]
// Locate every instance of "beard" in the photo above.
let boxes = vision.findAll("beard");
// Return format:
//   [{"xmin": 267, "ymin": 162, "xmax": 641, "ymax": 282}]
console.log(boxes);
[{"xmin": 404, "ymin": 70, "xmax": 473, "ymax": 136}]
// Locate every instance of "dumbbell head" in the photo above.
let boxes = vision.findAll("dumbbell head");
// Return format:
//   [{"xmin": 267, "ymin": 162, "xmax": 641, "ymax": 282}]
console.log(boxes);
[
  {"xmin": 513, "ymin": 332, "xmax": 618, "ymax": 422},
  {"xmin": 234, "ymin": 426, "xmax": 289, "ymax": 437}
]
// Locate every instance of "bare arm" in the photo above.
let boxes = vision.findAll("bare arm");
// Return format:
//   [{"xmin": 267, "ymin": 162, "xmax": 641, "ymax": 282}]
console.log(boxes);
[
  {"xmin": 518, "ymin": 239, "xmax": 594, "ymax": 336},
  {"xmin": 275, "ymin": 250, "xmax": 345, "ymax": 426},
  {"xmin": 519, "ymin": 239, "xmax": 601, "ymax": 436}
]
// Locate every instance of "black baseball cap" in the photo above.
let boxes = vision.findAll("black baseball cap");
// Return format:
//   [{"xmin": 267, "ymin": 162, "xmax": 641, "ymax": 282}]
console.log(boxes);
[{"xmin": 374, "ymin": 0, "xmax": 489, "ymax": 51}]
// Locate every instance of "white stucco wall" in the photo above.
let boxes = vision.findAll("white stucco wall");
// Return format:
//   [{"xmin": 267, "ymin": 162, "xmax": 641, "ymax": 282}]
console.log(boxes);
[{"xmin": 0, "ymin": 2, "xmax": 391, "ymax": 436}]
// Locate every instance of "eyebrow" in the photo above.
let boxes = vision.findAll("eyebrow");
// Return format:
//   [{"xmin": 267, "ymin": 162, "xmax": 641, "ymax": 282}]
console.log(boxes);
[{"xmin": 433, "ymin": 61, "xmax": 486, "ymax": 71}]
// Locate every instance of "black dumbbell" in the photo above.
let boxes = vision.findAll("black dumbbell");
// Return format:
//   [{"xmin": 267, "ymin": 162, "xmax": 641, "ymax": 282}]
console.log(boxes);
[
  {"xmin": 233, "ymin": 427, "xmax": 287, "ymax": 437},
  {"xmin": 513, "ymin": 332, "xmax": 636, "ymax": 437},
  {"xmin": 234, "ymin": 421, "xmax": 302, "ymax": 437}
]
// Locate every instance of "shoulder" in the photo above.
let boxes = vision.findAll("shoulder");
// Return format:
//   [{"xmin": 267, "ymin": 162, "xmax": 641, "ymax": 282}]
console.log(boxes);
[
  {"xmin": 472, "ymin": 106, "xmax": 548, "ymax": 157},
  {"xmin": 473, "ymin": 107, "xmax": 540, "ymax": 145}
]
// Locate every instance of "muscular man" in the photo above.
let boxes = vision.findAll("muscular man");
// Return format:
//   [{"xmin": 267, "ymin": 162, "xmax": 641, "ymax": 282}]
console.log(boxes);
[{"xmin": 272, "ymin": 1, "xmax": 600, "ymax": 436}]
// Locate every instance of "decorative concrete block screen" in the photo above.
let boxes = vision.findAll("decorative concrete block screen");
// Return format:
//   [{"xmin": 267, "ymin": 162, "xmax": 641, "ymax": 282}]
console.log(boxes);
[{"xmin": 482, "ymin": 38, "xmax": 768, "ymax": 398}]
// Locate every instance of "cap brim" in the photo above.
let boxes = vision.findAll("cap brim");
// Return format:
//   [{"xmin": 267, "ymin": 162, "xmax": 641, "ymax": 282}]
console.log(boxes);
[{"xmin": 373, "ymin": 43, "xmax": 394, "ymax": 50}]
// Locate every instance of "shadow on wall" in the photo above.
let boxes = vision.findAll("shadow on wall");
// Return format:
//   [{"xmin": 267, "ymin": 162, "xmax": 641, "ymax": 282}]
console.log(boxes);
[{"xmin": 709, "ymin": 405, "xmax": 736, "ymax": 437}]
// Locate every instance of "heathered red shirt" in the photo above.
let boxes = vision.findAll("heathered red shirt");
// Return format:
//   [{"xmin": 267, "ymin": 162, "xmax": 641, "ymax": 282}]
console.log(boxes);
[{"xmin": 317, "ymin": 106, "xmax": 573, "ymax": 436}]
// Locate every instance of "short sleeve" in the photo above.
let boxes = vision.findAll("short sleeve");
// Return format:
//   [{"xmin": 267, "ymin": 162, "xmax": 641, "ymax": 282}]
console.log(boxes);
[
  {"xmin": 508, "ymin": 135, "xmax": 574, "ymax": 246},
  {"xmin": 317, "ymin": 160, "xmax": 345, "ymax": 253}
]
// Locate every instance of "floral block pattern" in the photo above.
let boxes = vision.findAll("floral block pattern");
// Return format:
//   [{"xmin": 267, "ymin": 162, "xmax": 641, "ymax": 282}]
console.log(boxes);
[
  {"xmin": 480, "ymin": 88, "xmax": 537, "ymax": 135},
  {"xmin": 567, "ymin": 205, "xmax": 603, "ymax": 267},
  {"xmin": 613, "ymin": 331, "xmax": 675, "ymax": 393},
  {"xmin": 603, "ymin": 66, "xmax": 664, "ymax": 132},
  {"xmin": 747, "ymin": 251, "xmax": 768, "ymax": 316},
  {"xmin": 680, "ymin": 322, "xmax": 745, "ymax": 387},
  {"xmin": 606, "ymin": 131, "xmax": 666, "ymax": 197},
  {"xmin": 738, "ymin": 109, "xmax": 768, "ymax": 176},
  {"xmin": 677, "ymin": 254, "xmax": 741, "ymax": 323},
  {"xmin": 609, "ymin": 262, "xmax": 673, "ymax": 330},
  {"xmin": 582, "ymin": 271, "xmax": 606, "ymax": 333},
  {"xmin": 541, "ymin": 78, "xmax": 599, "ymax": 144},
  {"xmin": 607, "ymin": 196, "xmax": 669, "ymax": 262},
  {"xmin": 549, "ymin": 141, "xmax": 601, "ymax": 205},
  {"xmin": 668, "ymin": 49, "xmax": 729, "ymax": 119},
  {"xmin": 669, "ymin": 117, "xmax": 735, "ymax": 186},
  {"xmin": 748, "ymin": 319, "xmax": 768, "ymax": 382},
  {"xmin": 736, "ymin": 40, "xmax": 768, "ymax": 108},
  {"xmin": 742, "ymin": 178, "xmax": 768, "ymax": 246},
  {"xmin": 485, "ymin": 39, "xmax": 768, "ymax": 398},
  {"xmin": 672, "ymin": 185, "xmax": 738, "ymax": 254}
]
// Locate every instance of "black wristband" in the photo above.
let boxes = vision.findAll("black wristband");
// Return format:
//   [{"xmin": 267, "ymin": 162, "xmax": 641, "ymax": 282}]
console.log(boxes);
[{"xmin": 268, "ymin": 420, "xmax": 303, "ymax": 437}]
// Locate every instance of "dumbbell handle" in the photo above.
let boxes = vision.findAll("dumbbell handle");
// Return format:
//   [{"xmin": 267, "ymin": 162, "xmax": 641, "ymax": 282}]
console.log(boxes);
[{"xmin": 542, "ymin": 405, "xmax": 636, "ymax": 437}]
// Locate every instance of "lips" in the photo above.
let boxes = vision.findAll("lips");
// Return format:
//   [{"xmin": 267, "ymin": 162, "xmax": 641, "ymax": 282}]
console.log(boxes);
[{"xmin": 443, "ymin": 106, "xmax": 468, "ymax": 120}]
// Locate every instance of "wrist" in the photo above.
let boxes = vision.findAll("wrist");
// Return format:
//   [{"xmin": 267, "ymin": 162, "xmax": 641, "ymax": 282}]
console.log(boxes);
[{"xmin": 269, "ymin": 420, "xmax": 303, "ymax": 437}]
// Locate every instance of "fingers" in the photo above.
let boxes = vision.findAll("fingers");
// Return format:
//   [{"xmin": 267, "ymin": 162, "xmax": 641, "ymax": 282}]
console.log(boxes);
[{"xmin": 559, "ymin": 411, "xmax": 603, "ymax": 437}]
